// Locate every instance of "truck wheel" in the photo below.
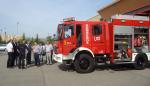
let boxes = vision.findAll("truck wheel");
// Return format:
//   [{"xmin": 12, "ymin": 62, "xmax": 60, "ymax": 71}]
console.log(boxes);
[
  {"xmin": 134, "ymin": 54, "xmax": 148, "ymax": 70},
  {"xmin": 74, "ymin": 54, "xmax": 95, "ymax": 73}
]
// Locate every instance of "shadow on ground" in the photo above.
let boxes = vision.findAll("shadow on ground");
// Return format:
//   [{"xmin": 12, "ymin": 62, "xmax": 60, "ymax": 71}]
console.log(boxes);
[
  {"xmin": 58, "ymin": 64, "xmax": 75, "ymax": 72},
  {"xmin": 96, "ymin": 64, "xmax": 134, "ymax": 71},
  {"xmin": 58, "ymin": 63, "xmax": 150, "ymax": 73},
  {"xmin": 26, "ymin": 61, "xmax": 47, "ymax": 68}
]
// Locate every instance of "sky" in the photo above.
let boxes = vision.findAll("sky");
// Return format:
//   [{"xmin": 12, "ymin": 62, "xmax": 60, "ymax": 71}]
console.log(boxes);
[{"xmin": 0, "ymin": 0, "xmax": 113, "ymax": 38}]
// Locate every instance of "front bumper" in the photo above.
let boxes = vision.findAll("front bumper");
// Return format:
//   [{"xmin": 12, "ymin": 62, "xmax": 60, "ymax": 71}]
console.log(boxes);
[
  {"xmin": 53, "ymin": 53, "xmax": 73, "ymax": 63},
  {"xmin": 53, "ymin": 54, "xmax": 63, "ymax": 63}
]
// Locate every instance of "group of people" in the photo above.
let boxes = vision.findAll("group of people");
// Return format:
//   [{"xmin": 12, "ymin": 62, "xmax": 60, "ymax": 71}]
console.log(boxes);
[{"xmin": 6, "ymin": 38, "xmax": 54, "ymax": 69}]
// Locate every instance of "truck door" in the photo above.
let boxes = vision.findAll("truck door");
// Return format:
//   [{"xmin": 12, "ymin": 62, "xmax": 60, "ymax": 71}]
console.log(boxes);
[
  {"xmin": 76, "ymin": 24, "xmax": 82, "ymax": 47},
  {"xmin": 91, "ymin": 24, "xmax": 105, "ymax": 54},
  {"xmin": 62, "ymin": 24, "xmax": 76, "ymax": 55},
  {"xmin": 57, "ymin": 24, "xmax": 64, "ymax": 54}
]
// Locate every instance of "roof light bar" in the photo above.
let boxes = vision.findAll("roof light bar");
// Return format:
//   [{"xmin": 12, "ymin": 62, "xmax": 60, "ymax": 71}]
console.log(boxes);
[{"xmin": 63, "ymin": 17, "xmax": 75, "ymax": 22}]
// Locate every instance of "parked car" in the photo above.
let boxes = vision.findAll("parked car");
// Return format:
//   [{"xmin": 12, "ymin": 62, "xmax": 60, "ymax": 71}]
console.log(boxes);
[{"xmin": 0, "ymin": 44, "xmax": 7, "ymax": 51}]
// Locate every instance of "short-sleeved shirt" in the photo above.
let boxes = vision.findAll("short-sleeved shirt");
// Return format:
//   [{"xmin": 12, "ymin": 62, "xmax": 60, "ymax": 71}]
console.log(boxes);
[
  {"xmin": 6, "ymin": 42, "xmax": 13, "ymax": 52},
  {"xmin": 46, "ymin": 44, "xmax": 53, "ymax": 53},
  {"xmin": 33, "ymin": 45, "xmax": 41, "ymax": 54}
]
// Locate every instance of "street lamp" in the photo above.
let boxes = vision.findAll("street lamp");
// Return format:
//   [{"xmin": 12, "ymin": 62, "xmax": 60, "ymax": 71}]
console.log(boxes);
[
  {"xmin": 4, "ymin": 27, "xmax": 6, "ymax": 43},
  {"xmin": 17, "ymin": 22, "xmax": 19, "ymax": 35},
  {"xmin": 0, "ymin": 29, "xmax": 2, "ymax": 34},
  {"xmin": 0, "ymin": 26, "xmax": 3, "ymax": 34}
]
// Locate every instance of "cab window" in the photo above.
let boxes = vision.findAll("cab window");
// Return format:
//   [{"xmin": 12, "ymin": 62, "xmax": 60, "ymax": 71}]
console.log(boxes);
[
  {"xmin": 92, "ymin": 24, "xmax": 102, "ymax": 36},
  {"xmin": 57, "ymin": 24, "xmax": 63, "ymax": 40},
  {"xmin": 64, "ymin": 24, "xmax": 74, "ymax": 38}
]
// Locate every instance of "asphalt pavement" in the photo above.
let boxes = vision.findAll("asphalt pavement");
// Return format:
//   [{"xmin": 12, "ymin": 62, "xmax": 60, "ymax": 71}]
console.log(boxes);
[{"xmin": 0, "ymin": 51, "xmax": 150, "ymax": 86}]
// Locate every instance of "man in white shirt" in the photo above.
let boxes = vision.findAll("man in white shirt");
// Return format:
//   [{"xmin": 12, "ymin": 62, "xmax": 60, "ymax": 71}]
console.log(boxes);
[
  {"xmin": 45, "ymin": 42, "xmax": 53, "ymax": 65},
  {"xmin": 6, "ymin": 39, "xmax": 14, "ymax": 68},
  {"xmin": 33, "ymin": 42, "xmax": 41, "ymax": 66}
]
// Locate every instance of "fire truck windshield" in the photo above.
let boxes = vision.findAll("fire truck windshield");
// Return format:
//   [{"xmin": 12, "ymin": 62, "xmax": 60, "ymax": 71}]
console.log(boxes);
[
  {"xmin": 57, "ymin": 24, "xmax": 74, "ymax": 40},
  {"xmin": 64, "ymin": 24, "xmax": 74, "ymax": 38}
]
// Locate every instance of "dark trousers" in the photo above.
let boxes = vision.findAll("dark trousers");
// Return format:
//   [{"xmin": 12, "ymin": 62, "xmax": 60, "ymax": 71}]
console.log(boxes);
[
  {"xmin": 7, "ymin": 52, "xmax": 14, "ymax": 68},
  {"xmin": 26, "ymin": 52, "xmax": 31, "ymax": 64},
  {"xmin": 13, "ymin": 53, "xmax": 19, "ymax": 66},
  {"xmin": 34, "ymin": 53, "xmax": 40, "ymax": 65},
  {"xmin": 51, "ymin": 50, "xmax": 53, "ymax": 64},
  {"xmin": 18, "ymin": 54, "xmax": 25, "ymax": 68}
]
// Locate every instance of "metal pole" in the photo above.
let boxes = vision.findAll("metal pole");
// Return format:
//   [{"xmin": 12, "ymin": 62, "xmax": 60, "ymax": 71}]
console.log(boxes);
[
  {"xmin": 0, "ymin": 29, "xmax": 2, "ymax": 34},
  {"xmin": 0, "ymin": 26, "xmax": 2, "ymax": 35},
  {"xmin": 17, "ymin": 22, "xmax": 19, "ymax": 35},
  {"xmin": 4, "ymin": 27, "xmax": 6, "ymax": 43}
]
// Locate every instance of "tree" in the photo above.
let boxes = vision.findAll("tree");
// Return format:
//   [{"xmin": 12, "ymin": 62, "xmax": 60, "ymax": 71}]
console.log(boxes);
[
  {"xmin": 22, "ymin": 33, "xmax": 26, "ymax": 40},
  {"xmin": 31, "ymin": 37, "xmax": 34, "ymax": 42},
  {"xmin": 35, "ymin": 34, "xmax": 39, "ymax": 43},
  {"xmin": 28, "ymin": 37, "xmax": 35, "ymax": 45},
  {"xmin": 46, "ymin": 35, "xmax": 54, "ymax": 43},
  {"xmin": 18, "ymin": 33, "xmax": 26, "ymax": 43}
]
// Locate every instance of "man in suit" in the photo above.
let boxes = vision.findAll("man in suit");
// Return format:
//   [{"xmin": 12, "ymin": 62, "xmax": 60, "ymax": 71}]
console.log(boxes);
[
  {"xmin": 26, "ymin": 41, "xmax": 32, "ymax": 65},
  {"xmin": 18, "ymin": 40, "xmax": 27, "ymax": 69},
  {"xmin": 12, "ymin": 38, "xmax": 19, "ymax": 66}
]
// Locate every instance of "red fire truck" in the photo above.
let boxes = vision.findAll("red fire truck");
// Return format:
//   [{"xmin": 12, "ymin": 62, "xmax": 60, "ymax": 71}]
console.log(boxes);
[{"xmin": 53, "ymin": 15, "xmax": 150, "ymax": 73}]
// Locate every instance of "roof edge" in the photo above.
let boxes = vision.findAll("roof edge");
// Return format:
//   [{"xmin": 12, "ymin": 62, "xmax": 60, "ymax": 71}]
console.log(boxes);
[{"xmin": 97, "ymin": 0, "xmax": 120, "ymax": 13}]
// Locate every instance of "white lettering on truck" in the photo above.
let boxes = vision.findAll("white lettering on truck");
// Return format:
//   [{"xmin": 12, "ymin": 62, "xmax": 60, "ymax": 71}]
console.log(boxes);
[{"xmin": 86, "ymin": 24, "xmax": 89, "ymax": 44}]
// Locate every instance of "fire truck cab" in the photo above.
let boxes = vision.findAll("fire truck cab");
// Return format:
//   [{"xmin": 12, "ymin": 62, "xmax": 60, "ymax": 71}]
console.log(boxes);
[{"xmin": 53, "ymin": 15, "xmax": 150, "ymax": 73}]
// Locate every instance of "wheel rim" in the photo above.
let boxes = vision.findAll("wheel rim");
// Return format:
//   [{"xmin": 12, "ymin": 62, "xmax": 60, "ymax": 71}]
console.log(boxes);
[
  {"xmin": 137, "ymin": 57, "xmax": 145, "ymax": 67},
  {"xmin": 79, "ymin": 58, "xmax": 90, "ymax": 70}
]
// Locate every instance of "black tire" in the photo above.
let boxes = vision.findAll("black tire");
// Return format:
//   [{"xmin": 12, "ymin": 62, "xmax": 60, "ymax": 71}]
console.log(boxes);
[
  {"xmin": 74, "ymin": 54, "xmax": 95, "ymax": 73},
  {"xmin": 134, "ymin": 54, "xmax": 148, "ymax": 70}
]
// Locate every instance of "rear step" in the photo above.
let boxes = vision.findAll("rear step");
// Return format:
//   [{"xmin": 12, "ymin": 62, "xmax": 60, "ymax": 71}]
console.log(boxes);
[
  {"xmin": 114, "ymin": 58, "xmax": 132, "ymax": 62},
  {"xmin": 114, "ymin": 61, "xmax": 134, "ymax": 65},
  {"xmin": 97, "ymin": 61, "xmax": 134, "ymax": 65},
  {"xmin": 114, "ymin": 58, "xmax": 134, "ymax": 64},
  {"xmin": 96, "ymin": 58, "xmax": 134, "ymax": 65}
]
